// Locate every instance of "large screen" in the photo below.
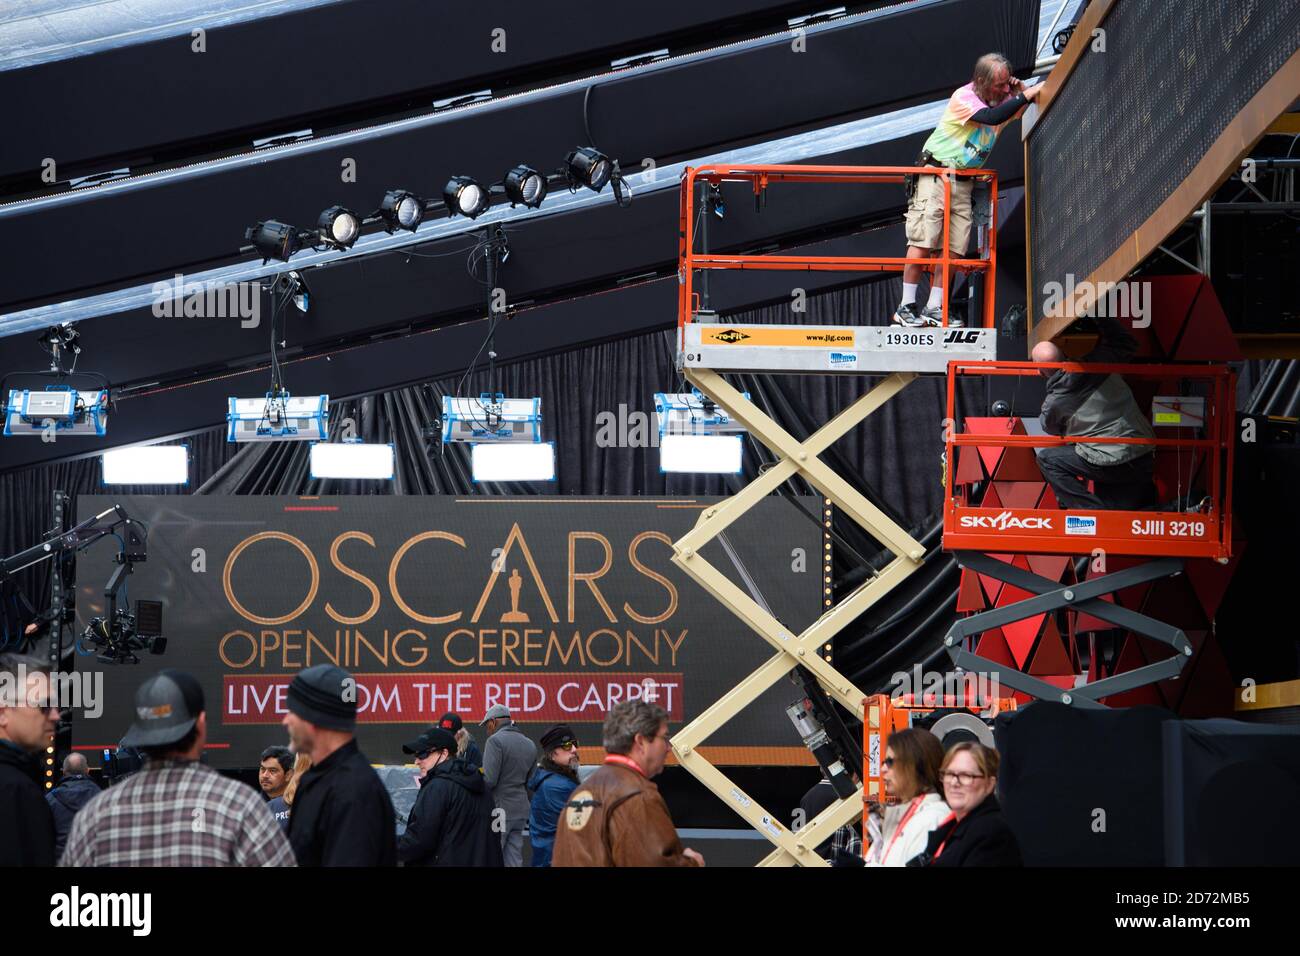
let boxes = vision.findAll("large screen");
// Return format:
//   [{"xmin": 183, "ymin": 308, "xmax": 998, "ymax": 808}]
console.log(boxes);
[
  {"xmin": 1028, "ymin": 0, "xmax": 1300, "ymax": 328},
  {"xmin": 73, "ymin": 496, "xmax": 823, "ymax": 767}
]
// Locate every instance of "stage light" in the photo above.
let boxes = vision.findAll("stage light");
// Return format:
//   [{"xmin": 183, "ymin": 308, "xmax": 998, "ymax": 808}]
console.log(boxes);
[
  {"xmin": 380, "ymin": 190, "xmax": 425, "ymax": 232},
  {"xmin": 317, "ymin": 206, "xmax": 361, "ymax": 249},
  {"xmin": 441, "ymin": 394, "xmax": 542, "ymax": 443},
  {"xmin": 504, "ymin": 166, "xmax": 547, "ymax": 208},
  {"xmin": 227, "ymin": 392, "xmax": 328, "ymax": 442},
  {"xmin": 659, "ymin": 434, "xmax": 743, "ymax": 474},
  {"xmin": 655, "ymin": 389, "xmax": 747, "ymax": 474},
  {"xmin": 101, "ymin": 445, "xmax": 188, "ymax": 485},
  {"xmin": 565, "ymin": 147, "xmax": 611, "ymax": 191},
  {"xmin": 310, "ymin": 441, "xmax": 394, "ymax": 480},
  {"xmin": 471, "ymin": 442, "xmax": 555, "ymax": 482},
  {"xmin": 4, "ymin": 387, "xmax": 108, "ymax": 437},
  {"xmin": 443, "ymin": 176, "xmax": 490, "ymax": 218},
  {"xmin": 245, "ymin": 220, "xmax": 302, "ymax": 262}
]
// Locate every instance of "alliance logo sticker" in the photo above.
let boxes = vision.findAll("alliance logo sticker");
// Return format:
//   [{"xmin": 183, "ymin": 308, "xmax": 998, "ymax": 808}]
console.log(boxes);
[
  {"xmin": 829, "ymin": 351, "xmax": 858, "ymax": 368},
  {"xmin": 713, "ymin": 329, "xmax": 750, "ymax": 343},
  {"xmin": 1065, "ymin": 515, "xmax": 1098, "ymax": 535}
]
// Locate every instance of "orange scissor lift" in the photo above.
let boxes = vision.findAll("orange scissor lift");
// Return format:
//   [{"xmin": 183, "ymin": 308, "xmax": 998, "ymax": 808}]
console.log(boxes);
[
  {"xmin": 666, "ymin": 163, "xmax": 1010, "ymax": 865},
  {"xmin": 940, "ymin": 360, "xmax": 1236, "ymax": 707}
]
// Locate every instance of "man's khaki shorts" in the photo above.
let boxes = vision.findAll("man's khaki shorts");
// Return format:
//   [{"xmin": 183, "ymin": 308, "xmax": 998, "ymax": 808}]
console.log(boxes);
[{"xmin": 905, "ymin": 172, "xmax": 973, "ymax": 255}]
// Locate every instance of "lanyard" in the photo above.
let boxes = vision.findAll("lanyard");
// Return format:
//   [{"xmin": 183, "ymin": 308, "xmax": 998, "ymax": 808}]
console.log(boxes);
[
  {"xmin": 882, "ymin": 796, "xmax": 926, "ymax": 863},
  {"xmin": 932, "ymin": 812, "xmax": 958, "ymax": 861},
  {"xmin": 604, "ymin": 754, "xmax": 646, "ymax": 778}
]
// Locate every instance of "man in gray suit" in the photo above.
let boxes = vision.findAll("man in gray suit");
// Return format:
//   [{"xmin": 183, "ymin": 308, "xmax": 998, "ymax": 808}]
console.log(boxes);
[{"xmin": 480, "ymin": 704, "xmax": 538, "ymax": 867}]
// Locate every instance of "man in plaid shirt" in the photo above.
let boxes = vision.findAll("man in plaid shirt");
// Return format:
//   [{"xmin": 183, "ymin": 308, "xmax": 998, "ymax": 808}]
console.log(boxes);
[{"xmin": 61, "ymin": 670, "xmax": 294, "ymax": 867}]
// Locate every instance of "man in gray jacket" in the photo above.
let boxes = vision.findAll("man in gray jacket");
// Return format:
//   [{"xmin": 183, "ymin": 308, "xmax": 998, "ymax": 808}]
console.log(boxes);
[
  {"xmin": 1032, "ymin": 316, "xmax": 1157, "ymax": 510},
  {"xmin": 480, "ymin": 704, "xmax": 537, "ymax": 867}
]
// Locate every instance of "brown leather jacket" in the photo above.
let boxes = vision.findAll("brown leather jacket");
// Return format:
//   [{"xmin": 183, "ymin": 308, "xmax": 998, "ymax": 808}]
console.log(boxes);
[{"xmin": 551, "ymin": 759, "xmax": 698, "ymax": 867}]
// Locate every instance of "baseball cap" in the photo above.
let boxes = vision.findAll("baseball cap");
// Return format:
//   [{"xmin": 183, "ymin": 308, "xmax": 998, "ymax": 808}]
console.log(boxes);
[
  {"xmin": 479, "ymin": 703, "xmax": 511, "ymax": 725},
  {"xmin": 402, "ymin": 727, "xmax": 457, "ymax": 756},
  {"xmin": 120, "ymin": 670, "xmax": 204, "ymax": 748},
  {"xmin": 437, "ymin": 712, "xmax": 464, "ymax": 734}
]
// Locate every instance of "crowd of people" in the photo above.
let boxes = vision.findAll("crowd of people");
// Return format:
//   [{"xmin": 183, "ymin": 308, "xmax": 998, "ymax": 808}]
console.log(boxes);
[{"xmin": 1, "ymin": 651, "xmax": 1020, "ymax": 867}]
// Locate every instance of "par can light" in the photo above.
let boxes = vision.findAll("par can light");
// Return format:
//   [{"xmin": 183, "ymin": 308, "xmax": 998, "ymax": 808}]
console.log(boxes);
[
  {"xmin": 380, "ymin": 189, "xmax": 425, "ymax": 232},
  {"xmin": 444, "ymin": 176, "xmax": 489, "ymax": 218},
  {"xmin": 504, "ymin": 165, "xmax": 547, "ymax": 208},
  {"xmin": 245, "ymin": 220, "xmax": 302, "ymax": 262},
  {"xmin": 317, "ymin": 205, "xmax": 361, "ymax": 249},
  {"xmin": 565, "ymin": 147, "xmax": 611, "ymax": 191}
]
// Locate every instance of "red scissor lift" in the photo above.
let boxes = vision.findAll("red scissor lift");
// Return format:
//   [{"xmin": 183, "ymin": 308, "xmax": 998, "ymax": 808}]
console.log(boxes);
[{"xmin": 940, "ymin": 360, "xmax": 1236, "ymax": 707}]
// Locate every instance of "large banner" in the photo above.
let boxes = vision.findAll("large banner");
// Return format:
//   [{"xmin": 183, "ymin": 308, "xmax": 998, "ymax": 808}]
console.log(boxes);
[{"xmin": 74, "ymin": 496, "xmax": 822, "ymax": 767}]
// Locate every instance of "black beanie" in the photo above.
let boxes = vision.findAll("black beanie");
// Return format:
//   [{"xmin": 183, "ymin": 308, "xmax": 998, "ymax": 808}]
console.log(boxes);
[{"xmin": 287, "ymin": 664, "xmax": 357, "ymax": 732}]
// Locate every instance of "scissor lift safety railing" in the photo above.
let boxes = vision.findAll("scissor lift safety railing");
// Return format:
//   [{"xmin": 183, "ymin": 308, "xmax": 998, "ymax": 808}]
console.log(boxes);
[
  {"xmin": 940, "ymin": 361, "xmax": 1236, "ymax": 708},
  {"xmin": 677, "ymin": 163, "xmax": 999, "ymax": 377},
  {"xmin": 668, "ymin": 164, "xmax": 1001, "ymax": 866}
]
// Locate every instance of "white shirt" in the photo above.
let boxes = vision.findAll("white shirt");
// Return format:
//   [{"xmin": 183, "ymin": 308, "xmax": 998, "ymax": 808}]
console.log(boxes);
[{"xmin": 864, "ymin": 792, "xmax": 950, "ymax": 866}]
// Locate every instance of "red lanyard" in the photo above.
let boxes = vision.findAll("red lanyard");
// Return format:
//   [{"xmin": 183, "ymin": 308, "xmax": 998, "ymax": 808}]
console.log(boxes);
[
  {"xmin": 882, "ymin": 796, "xmax": 926, "ymax": 863},
  {"xmin": 604, "ymin": 754, "xmax": 646, "ymax": 778},
  {"xmin": 932, "ymin": 812, "xmax": 958, "ymax": 860}
]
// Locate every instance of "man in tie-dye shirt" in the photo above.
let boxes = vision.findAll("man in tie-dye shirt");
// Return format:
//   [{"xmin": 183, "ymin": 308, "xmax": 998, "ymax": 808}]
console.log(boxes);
[{"xmin": 894, "ymin": 54, "xmax": 1042, "ymax": 328}]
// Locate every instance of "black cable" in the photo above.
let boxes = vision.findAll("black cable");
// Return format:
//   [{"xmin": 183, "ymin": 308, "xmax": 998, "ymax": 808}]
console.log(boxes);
[{"xmin": 582, "ymin": 85, "xmax": 596, "ymax": 152}]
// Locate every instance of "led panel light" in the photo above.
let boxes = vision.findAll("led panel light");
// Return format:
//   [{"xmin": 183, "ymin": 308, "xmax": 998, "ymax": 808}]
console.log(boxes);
[
  {"xmin": 654, "ymin": 390, "xmax": 747, "ymax": 438},
  {"xmin": 4, "ymin": 387, "xmax": 108, "ymax": 437},
  {"xmin": 659, "ymin": 434, "xmax": 743, "ymax": 474},
  {"xmin": 310, "ymin": 442, "xmax": 394, "ymax": 480},
  {"xmin": 442, "ymin": 395, "xmax": 541, "ymax": 443},
  {"xmin": 102, "ymin": 445, "xmax": 188, "ymax": 484},
  {"xmin": 227, "ymin": 393, "xmax": 328, "ymax": 442},
  {"xmin": 471, "ymin": 442, "xmax": 555, "ymax": 482}
]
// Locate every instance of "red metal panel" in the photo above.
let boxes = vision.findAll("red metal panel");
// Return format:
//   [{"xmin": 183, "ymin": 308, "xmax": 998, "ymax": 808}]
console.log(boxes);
[
  {"xmin": 956, "ymin": 568, "xmax": 988, "ymax": 612},
  {"xmin": 992, "ymin": 480, "xmax": 1047, "ymax": 509},
  {"xmin": 1027, "ymin": 618, "xmax": 1073, "ymax": 675}
]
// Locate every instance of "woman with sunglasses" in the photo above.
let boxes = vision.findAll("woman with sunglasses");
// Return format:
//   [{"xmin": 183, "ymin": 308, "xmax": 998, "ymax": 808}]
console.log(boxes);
[
  {"xmin": 863, "ymin": 728, "xmax": 950, "ymax": 866},
  {"xmin": 911, "ymin": 741, "xmax": 1022, "ymax": 867}
]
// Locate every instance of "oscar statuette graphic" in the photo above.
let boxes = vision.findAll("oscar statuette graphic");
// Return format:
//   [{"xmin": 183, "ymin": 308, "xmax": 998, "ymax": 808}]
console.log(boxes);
[{"xmin": 500, "ymin": 567, "xmax": 530, "ymax": 623}]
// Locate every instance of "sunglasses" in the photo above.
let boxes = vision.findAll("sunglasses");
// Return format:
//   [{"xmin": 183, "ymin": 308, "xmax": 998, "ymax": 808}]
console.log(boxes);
[{"xmin": 557, "ymin": 741, "xmax": 579, "ymax": 751}]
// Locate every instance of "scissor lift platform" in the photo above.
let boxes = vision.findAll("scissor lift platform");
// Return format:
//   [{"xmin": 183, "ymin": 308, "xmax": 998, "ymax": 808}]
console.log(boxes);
[{"xmin": 681, "ymin": 323, "xmax": 997, "ymax": 375}]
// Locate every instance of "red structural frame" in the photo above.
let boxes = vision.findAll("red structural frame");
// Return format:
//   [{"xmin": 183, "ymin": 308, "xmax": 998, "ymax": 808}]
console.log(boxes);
[
  {"xmin": 676, "ymin": 164, "xmax": 999, "ymax": 350},
  {"xmin": 943, "ymin": 361, "xmax": 1236, "ymax": 560}
]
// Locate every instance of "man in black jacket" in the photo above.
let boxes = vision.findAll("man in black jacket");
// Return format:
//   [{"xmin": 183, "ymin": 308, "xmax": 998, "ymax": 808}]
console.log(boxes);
[
  {"xmin": 1033, "ymin": 316, "xmax": 1158, "ymax": 510},
  {"xmin": 46, "ymin": 752, "xmax": 100, "ymax": 859},
  {"xmin": 282, "ymin": 664, "xmax": 396, "ymax": 866},
  {"xmin": 0, "ymin": 652, "xmax": 59, "ymax": 866},
  {"xmin": 398, "ymin": 727, "xmax": 502, "ymax": 867}
]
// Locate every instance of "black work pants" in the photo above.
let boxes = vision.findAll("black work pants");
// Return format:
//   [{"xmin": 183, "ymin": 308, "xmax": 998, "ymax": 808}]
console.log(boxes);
[{"xmin": 1036, "ymin": 445, "xmax": 1156, "ymax": 510}]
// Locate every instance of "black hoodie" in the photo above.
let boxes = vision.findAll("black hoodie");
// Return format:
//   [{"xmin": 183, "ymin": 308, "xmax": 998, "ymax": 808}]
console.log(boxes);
[
  {"xmin": 399, "ymin": 756, "xmax": 503, "ymax": 867},
  {"xmin": 0, "ymin": 739, "xmax": 55, "ymax": 866}
]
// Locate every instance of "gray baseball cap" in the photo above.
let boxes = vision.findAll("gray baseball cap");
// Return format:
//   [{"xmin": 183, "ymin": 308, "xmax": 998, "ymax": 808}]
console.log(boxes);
[
  {"xmin": 120, "ymin": 670, "xmax": 203, "ymax": 748},
  {"xmin": 479, "ymin": 703, "xmax": 512, "ymax": 725}
]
